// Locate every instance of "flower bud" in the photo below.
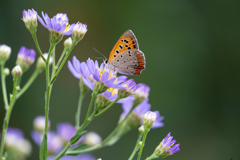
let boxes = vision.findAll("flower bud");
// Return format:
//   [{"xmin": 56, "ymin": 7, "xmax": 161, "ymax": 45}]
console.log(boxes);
[
  {"xmin": 143, "ymin": 111, "xmax": 156, "ymax": 131},
  {"xmin": 93, "ymin": 81, "xmax": 108, "ymax": 95},
  {"xmin": 118, "ymin": 79, "xmax": 140, "ymax": 100},
  {"xmin": 95, "ymin": 95, "xmax": 112, "ymax": 114},
  {"xmin": 0, "ymin": 44, "xmax": 11, "ymax": 62},
  {"xmin": 22, "ymin": 9, "xmax": 38, "ymax": 33},
  {"xmin": 3, "ymin": 68, "xmax": 10, "ymax": 76},
  {"xmin": 11, "ymin": 65, "xmax": 22, "ymax": 78},
  {"xmin": 72, "ymin": 22, "xmax": 87, "ymax": 42},
  {"xmin": 150, "ymin": 133, "xmax": 180, "ymax": 158},
  {"xmin": 84, "ymin": 132, "xmax": 102, "ymax": 147},
  {"xmin": 138, "ymin": 125, "xmax": 144, "ymax": 133},
  {"xmin": 16, "ymin": 86, "xmax": 20, "ymax": 91},
  {"xmin": 33, "ymin": 116, "xmax": 50, "ymax": 133},
  {"xmin": 16, "ymin": 46, "xmax": 36, "ymax": 72},
  {"xmin": 64, "ymin": 37, "xmax": 72, "ymax": 49},
  {"xmin": 36, "ymin": 53, "xmax": 53, "ymax": 70}
]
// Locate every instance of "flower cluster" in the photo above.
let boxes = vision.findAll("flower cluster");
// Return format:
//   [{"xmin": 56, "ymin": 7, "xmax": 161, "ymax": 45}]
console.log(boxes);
[{"xmin": 68, "ymin": 57, "xmax": 165, "ymax": 130}]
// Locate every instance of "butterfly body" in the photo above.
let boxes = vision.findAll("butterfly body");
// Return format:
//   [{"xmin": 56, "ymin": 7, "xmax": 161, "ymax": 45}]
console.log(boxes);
[{"xmin": 104, "ymin": 30, "xmax": 145, "ymax": 75}]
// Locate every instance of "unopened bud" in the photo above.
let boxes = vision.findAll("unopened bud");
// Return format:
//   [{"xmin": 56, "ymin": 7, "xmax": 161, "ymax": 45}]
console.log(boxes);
[
  {"xmin": 143, "ymin": 111, "xmax": 156, "ymax": 131},
  {"xmin": 33, "ymin": 116, "xmax": 50, "ymax": 133},
  {"xmin": 64, "ymin": 37, "xmax": 72, "ymax": 49},
  {"xmin": 11, "ymin": 65, "xmax": 22, "ymax": 78},
  {"xmin": 36, "ymin": 53, "xmax": 53, "ymax": 70},
  {"xmin": 84, "ymin": 132, "xmax": 102, "ymax": 147},
  {"xmin": 3, "ymin": 68, "xmax": 10, "ymax": 76},
  {"xmin": 0, "ymin": 44, "xmax": 11, "ymax": 62},
  {"xmin": 138, "ymin": 125, "xmax": 144, "ymax": 133},
  {"xmin": 16, "ymin": 86, "xmax": 20, "ymax": 91}
]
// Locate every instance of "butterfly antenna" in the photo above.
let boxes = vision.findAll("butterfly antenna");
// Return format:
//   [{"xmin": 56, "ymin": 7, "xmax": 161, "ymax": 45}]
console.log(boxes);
[
  {"xmin": 93, "ymin": 56, "xmax": 105, "ymax": 60},
  {"xmin": 93, "ymin": 47, "xmax": 107, "ymax": 59}
]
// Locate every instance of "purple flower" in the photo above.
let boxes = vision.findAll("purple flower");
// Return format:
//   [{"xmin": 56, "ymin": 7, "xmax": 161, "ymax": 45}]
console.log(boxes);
[
  {"xmin": 72, "ymin": 22, "xmax": 88, "ymax": 41},
  {"xmin": 101, "ymin": 88, "xmax": 134, "ymax": 103},
  {"xmin": 5, "ymin": 127, "xmax": 32, "ymax": 156},
  {"xmin": 73, "ymin": 22, "xmax": 88, "ymax": 35},
  {"xmin": 121, "ymin": 98, "xmax": 164, "ymax": 129},
  {"xmin": 17, "ymin": 46, "xmax": 36, "ymax": 63},
  {"xmin": 121, "ymin": 79, "xmax": 141, "ymax": 93},
  {"xmin": 31, "ymin": 131, "xmax": 62, "ymax": 154},
  {"xmin": 56, "ymin": 123, "xmax": 76, "ymax": 143},
  {"xmin": 153, "ymin": 132, "xmax": 180, "ymax": 158},
  {"xmin": 47, "ymin": 154, "xmax": 96, "ymax": 160},
  {"xmin": 22, "ymin": 9, "xmax": 37, "ymax": 26},
  {"xmin": 68, "ymin": 57, "xmax": 92, "ymax": 80},
  {"xmin": 82, "ymin": 59, "xmax": 128, "ymax": 90},
  {"xmin": 134, "ymin": 83, "xmax": 150, "ymax": 99},
  {"xmin": 38, "ymin": 12, "xmax": 75, "ymax": 35}
]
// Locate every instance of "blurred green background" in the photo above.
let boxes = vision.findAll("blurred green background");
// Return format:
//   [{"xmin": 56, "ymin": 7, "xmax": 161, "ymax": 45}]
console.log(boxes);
[{"xmin": 0, "ymin": 0, "xmax": 240, "ymax": 159}]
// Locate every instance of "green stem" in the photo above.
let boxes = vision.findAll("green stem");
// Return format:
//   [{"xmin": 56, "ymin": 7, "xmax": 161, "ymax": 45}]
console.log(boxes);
[
  {"xmin": 1, "ymin": 62, "xmax": 8, "ymax": 109},
  {"xmin": 56, "ymin": 48, "xmax": 67, "ymax": 68},
  {"xmin": 0, "ymin": 78, "xmax": 18, "ymax": 158},
  {"xmin": 53, "ymin": 92, "xmax": 98, "ymax": 160},
  {"xmin": 16, "ymin": 68, "xmax": 40, "ymax": 99},
  {"xmin": 76, "ymin": 92, "xmax": 98, "ymax": 134},
  {"xmin": 94, "ymin": 98, "xmax": 120, "ymax": 117},
  {"xmin": 145, "ymin": 154, "xmax": 157, "ymax": 160},
  {"xmin": 138, "ymin": 130, "xmax": 149, "ymax": 160},
  {"xmin": 51, "ymin": 47, "xmax": 56, "ymax": 80},
  {"xmin": 50, "ymin": 41, "xmax": 77, "ymax": 85},
  {"xmin": 75, "ymin": 88, "xmax": 85, "ymax": 129},
  {"xmin": 129, "ymin": 132, "xmax": 144, "ymax": 160},
  {"xmin": 32, "ymin": 32, "xmax": 46, "ymax": 62},
  {"xmin": 66, "ymin": 103, "xmax": 136, "ymax": 155},
  {"xmin": 43, "ymin": 43, "xmax": 55, "ymax": 157}
]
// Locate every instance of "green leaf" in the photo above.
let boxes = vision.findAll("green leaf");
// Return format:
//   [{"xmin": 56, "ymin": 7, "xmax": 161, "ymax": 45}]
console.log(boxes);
[
  {"xmin": 70, "ymin": 131, "xmax": 87, "ymax": 145},
  {"xmin": 40, "ymin": 134, "xmax": 47, "ymax": 160}
]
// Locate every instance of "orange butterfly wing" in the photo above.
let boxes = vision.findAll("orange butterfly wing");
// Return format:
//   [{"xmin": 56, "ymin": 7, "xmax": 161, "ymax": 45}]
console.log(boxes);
[{"xmin": 108, "ymin": 30, "xmax": 139, "ymax": 63}]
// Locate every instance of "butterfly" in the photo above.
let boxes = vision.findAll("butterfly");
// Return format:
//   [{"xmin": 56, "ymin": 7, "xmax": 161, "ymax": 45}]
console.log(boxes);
[{"xmin": 104, "ymin": 30, "xmax": 145, "ymax": 75}]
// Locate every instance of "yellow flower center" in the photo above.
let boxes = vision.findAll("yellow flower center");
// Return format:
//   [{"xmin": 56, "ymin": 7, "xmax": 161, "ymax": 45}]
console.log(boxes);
[
  {"xmin": 63, "ymin": 22, "xmax": 70, "ymax": 33},
  {"xmin": 107, "ymin": 88, "xmax": 118, "ymax": 95},
  {"xmin": 98, "ymin": 68, "xmax": 116, "ymax": 80}
]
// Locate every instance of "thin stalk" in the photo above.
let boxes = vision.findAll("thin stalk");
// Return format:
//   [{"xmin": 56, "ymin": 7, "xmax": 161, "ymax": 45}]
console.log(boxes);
[
  {"xmin": 56, "ymin": 47, "xmax": 67, "ymax": 67},
  {"xmin": 75, "ymin": 89, "xmax": 85, "ymax": 129},
  {"xmin": 129, "ymin": 132, "xmax": 144, "ymax": 160},
  {"xmin": 32, "ymin": 32, "xmax": 46, "ymax": 62},
  {"xmin": 51, "ymin": 47, "xmax": 56, "ymax": 80},
  {"xmin": 137, "ymin": 130, "xmax": 149, "ymax": 160},
  {"xmin": 0, "ymin": 78, "xmax": 18, "ymax": 158},
  {"xmin": 53, "ymin": 92, "xmax": 98, "ymax": 160},
  {"xmin": 1, "ymin": 62, "xmax": 8, "ymax": 109},
  {"xmin": 43, "ymin": 43, "xmax": 55, "ymax": 157},
  {"xmin": 51, "ymin": 41, "xmax": 76, "ymax": 85},
  {"xmin": 16, "ymin": 68, "xmax": 40, "ymax": 99}
]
